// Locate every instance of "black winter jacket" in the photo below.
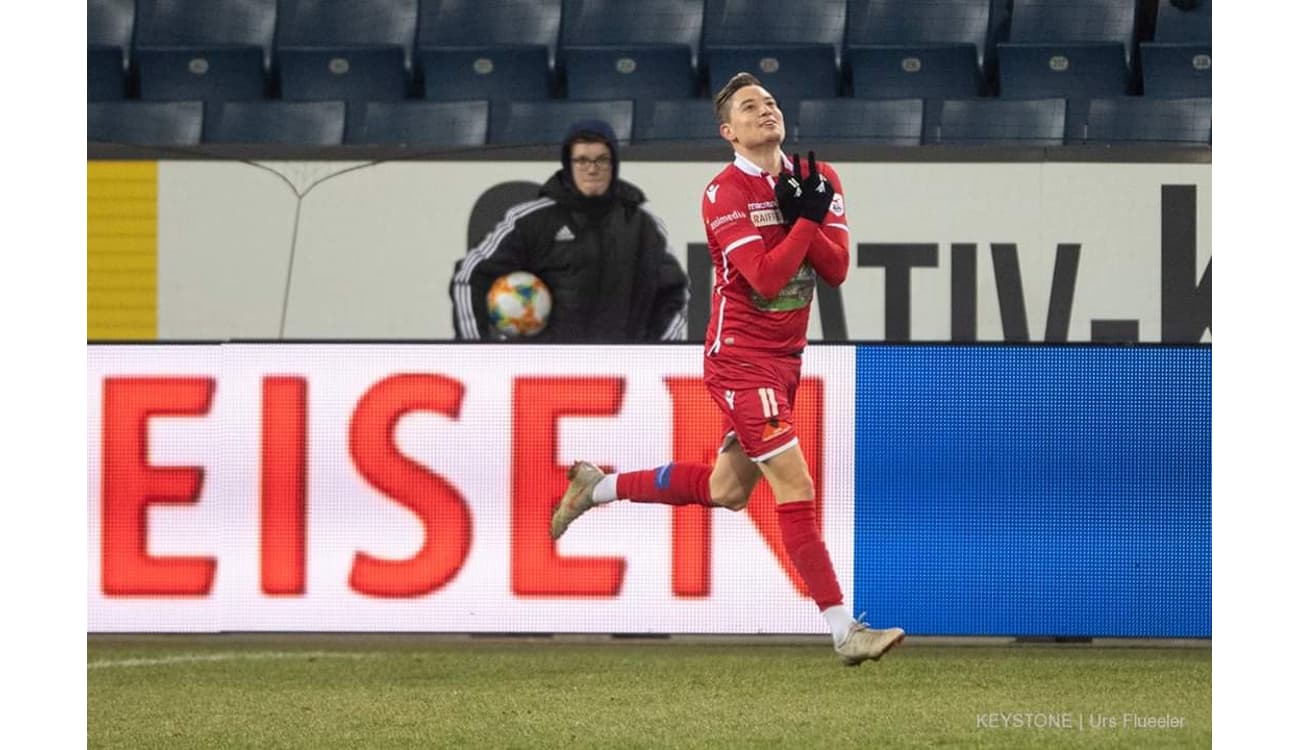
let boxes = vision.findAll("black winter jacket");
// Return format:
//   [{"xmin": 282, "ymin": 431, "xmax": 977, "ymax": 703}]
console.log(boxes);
[{"xmin": 450, "ymin": 172, "xmax": 689, "ymax": 342}]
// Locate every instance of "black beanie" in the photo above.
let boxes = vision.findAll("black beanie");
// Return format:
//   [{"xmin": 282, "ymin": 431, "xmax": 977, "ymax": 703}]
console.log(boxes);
[{"xmin": 561, "ymin": 119, "xmax": 619, "ymax": 182}]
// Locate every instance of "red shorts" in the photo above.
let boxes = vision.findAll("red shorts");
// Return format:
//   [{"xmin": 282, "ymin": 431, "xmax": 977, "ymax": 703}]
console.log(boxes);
[{"xmin": 703, "ymin": 354, "xmax": 803, "ymax": 462}]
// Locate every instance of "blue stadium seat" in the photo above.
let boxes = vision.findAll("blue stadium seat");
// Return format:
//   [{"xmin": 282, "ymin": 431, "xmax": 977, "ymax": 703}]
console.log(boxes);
[
  {"xmin": 1007, "ymin": 0, "xmax": 1140, "ymax": 65},
  {"xmin": 89, "ymin": 101, "xmax": 204, "ymax": 146},
  {"xmin": 797, "ymin": 98, "xmax": 923, "ymax": 145},
  {"xmin": 1154, "ymin": 0, "xmax": 1211, "ymax": 43},
  {"xmin": 702, "ymin": 0, "xmax": 846, "ymax": 60},
  {"xmin": 1139, "ymin": 43, "xmax": 1211, "ymax": 98},
  {"xmin": 705, "ymin": 46, "xmax": 839, "ymax": 111},
  {"xmin": 277, "ymin": 0, "xmax": 418, "ymax": 74},
  {"xmin": 203, "ymin": 101, "xmax": 346, "ymax": 144},
  {"xmin": 89, "ymin": 0, "xmax": 136, "ymax": 68},
  {"xmin": 1084, "ymin": 97, "xmax": 1210, "ymax": 146},
  {"xmin": 564, "ymin": 46, "xmax": 697, "ymax": 141},
  {"xmin": 346, "ymin": 100, "xmax": 489, "ymax": 146},
  {"xmin": 560, "ymin": 0, "xmax": 705, "ymax": 64},
  {"xmin": 135, "ymin": 0, "xmax": 277, "ymax": 69},
  {"xmin": 495, "ymin": 100, "xmax": 634, "ymax": 146},
  {"xmin": 279, "ymin": 48, "xmax": 409, "ymax": 102},
  {"xmin": 135, "ymin": 48, "xmax": 267, "ymax": 102},
  {"xmin": 997, "ymin": 42, "xmax": 1129, "ymax": 142},
  {"xmin": 934, "ymin": 98, "xmax": 1066, "ymax": 145},
  {"xmin": 89, "ymin": 46, "xmax": 127, "ymax": 101},
  {"xmin": 418, "ymin": 0, "xmax": 562, "ymax": 66},
  {"xmin": 643, "ymin": 99, "xmax": 722, "ymax": 143},
  {"xmin": 845, "ymin": 0, "xmax": 994, "ymax": 71},
  {"xmin": 846, "ymin": 44, "xmax": 982, "ymax": 99},
  {"xmin": 420, "ymin": 47, "xmax": 550, "ymax": 143}
]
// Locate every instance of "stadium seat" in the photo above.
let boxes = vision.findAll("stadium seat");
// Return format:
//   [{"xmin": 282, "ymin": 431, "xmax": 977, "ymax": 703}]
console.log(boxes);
[
  {"xmin": 702, "ymin": 0, "xmax": 846, "ymax": 60},
  {"xmin": 1154, "ymin": 0, "xmax": 1211, "ymax": 43},
  {"xmin": 997, "ymin": 42, "xmax": 1130, "ymax": 142},
  {"xmin": 89, "ymin": 0, "xmax": 136, "ymax": 64},
  {"xmin": 421, "ymin": 47, "xmax": 551, "ymax": 102},
  {"xmin": 564, "ymin": 46, "xmax": 698, "ymax": 141},
  {"xmin": 1007, "ymin": 0, "xmax": 1140, "ymax": 65},
  {"xmin": 279, "ymin": 48, "xmax": 409, "ymax": 102},
  {"xmin": 1139, "ymin": 43, "xmax": 1211, "ymax": 98},
  {"xmin": 559, "ymin": 0, "xmax": 705, "ymax": 64},
  {"xmin": 845, "ymin": 0, "xmax": 994, "ymax": 71},
  {"xmin": 135, "ymin": 48, "xmax": 267, "ymax": 102},
  {"xmin": 934, "ymin": 98, "xmax": 1066, "ymax": 146},
  {"xmin": 495, "ymin": 100, "xmax": 634, "ymax": 146},
  {"xmin": 277, "ymin": 0, "xmax": 418, "ymax": 77},
  {"xmin": 346, "ymin": 100, "xmax": 489, "ymax": 146},
  {"xmin": 643, "ymin": 98, "xmax": 722, "ymax": 143},
  {"xmin": 88, "ymin": 101, "xmax": 204, "ymax": 146},
  {"xmin": 1084, "ymin": 97, "xmax": 1210, "ymax": 146},
  {"xmin": 418, "ymin": 0, "xmax": 562, "ymax": 66},
  {"xmin": 203, "ymin": 101, "xmax": 346, "ymax": 144},
  {"xmin": 845, "ymin": 44, "xmax": 982, "ymax": 99},
  {"xmin": 704, "ymin": 46, "xmax": 839, "ymax": 111},
  {"xmin": 134, "ymin": 0, "xmax": 277, "ymax": 69},
  {"xmin": 89, "ymin": 46, "xmax": 127, "ymax": 101},
  {"xmin": 797, "ymin": 98, "xmax": 923, "ymax": 145}
]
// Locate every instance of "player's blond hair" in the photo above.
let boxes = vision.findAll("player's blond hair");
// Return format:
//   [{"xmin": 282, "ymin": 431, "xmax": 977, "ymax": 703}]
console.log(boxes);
[{"xmin": 713, "ymin": 72, "xmax": 764, "ymax": 124}]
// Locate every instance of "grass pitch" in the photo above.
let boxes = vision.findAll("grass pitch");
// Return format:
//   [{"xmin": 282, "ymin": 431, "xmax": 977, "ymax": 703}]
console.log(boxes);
[{"xmin": 88, "ymin": 635, "xmax": 1209, "ymax": 749}]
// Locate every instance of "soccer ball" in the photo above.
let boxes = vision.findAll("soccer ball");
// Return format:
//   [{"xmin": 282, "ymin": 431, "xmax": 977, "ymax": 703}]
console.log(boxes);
[{"xmin": 487, "ymin": 271, "xmax": 552, "ymax": 337}]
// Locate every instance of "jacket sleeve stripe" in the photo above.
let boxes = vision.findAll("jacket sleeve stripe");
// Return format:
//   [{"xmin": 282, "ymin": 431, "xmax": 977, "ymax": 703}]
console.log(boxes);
[{"xmin": 643, "ymin": 203, "xmax": 690, "ymax": 341}]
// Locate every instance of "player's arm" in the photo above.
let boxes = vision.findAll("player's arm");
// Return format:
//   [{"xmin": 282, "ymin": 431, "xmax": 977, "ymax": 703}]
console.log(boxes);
[
  {"xmin": 805, "ymin": 163, "xmax": 849, "ymax": 287},
  {"xmin": 704, "ymin": 182, "xmax": 818, "ymax": 300},
  {"xmin": 450, "ymin": 208, "xmax": 534, "ymax": 340}
]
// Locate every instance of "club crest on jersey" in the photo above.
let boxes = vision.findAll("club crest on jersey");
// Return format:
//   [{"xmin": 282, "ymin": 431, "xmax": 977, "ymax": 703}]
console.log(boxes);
[
  {"xmin": 830, "ymin": 193, "xmax": 845, "ymax": 217},
  {"xmin": 706, "ymin": 184, "xmax": 720, "ymax": 203}
]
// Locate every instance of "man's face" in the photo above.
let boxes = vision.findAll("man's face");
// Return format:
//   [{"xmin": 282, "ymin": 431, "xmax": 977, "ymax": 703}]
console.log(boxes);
[
  {"xmin": 569, "ymin": 141, "xmax": 614, "ymax": 197},
  {"xmin": 720, "ymin": 85, "xmax": 785, "ymax": 149}
]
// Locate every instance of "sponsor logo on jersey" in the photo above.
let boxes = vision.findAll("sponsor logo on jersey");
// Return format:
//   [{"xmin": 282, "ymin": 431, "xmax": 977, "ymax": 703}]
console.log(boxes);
[
  {"xmin": 747, "ymin": 201, "xmax": 778, "ymax": 210},
  {"xmin": 761, "ymin": 419, "xmax": 793, "ymax": 442},
  {"xmin": 706, "ymin": 184, "xmax": 720, "ymax": 203},
  {"xmin": 829, "ymin": 193, "xmax": 845, "ymax": 217},
  {"xmin": 750, "ymin": 209, "xmax": 783, "ymax": 227},
  {"xmin": 708, "ymin": 210, "xmax": 745, "ymax": 231}
]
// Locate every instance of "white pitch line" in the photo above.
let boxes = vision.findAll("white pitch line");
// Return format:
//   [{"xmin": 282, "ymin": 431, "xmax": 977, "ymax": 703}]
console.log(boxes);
[{"xmin": 88, "ymin": 651, "xmax": 372, "ymax": 670}]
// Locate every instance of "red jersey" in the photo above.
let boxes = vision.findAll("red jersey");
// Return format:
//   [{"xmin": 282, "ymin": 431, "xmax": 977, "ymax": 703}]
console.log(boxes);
[{"xmin": 701, "ymin": 152, "xmax": 849, "ymax": 359}]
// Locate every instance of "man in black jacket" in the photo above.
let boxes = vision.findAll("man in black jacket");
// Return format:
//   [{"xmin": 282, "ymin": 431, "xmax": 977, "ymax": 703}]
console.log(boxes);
[{"xmin": 450, "ymin": 119, "xmax": 689, "ymax": 342}]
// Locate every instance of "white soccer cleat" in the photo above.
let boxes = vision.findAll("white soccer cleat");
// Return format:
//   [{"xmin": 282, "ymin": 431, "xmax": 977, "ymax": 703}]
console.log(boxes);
[
  {"xmin": 834, "ymin": 621, "xmax": 905, "ymax": 666},
  {"xmin": 550, "ymin": 461, "xmax": 605, "ymax": 540}
]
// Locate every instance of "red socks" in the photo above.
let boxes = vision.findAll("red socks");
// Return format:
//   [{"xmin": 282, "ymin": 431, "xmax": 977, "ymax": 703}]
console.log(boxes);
[
  {"xmin": 776, "ymin": 500, "xmax": 844, "ymax": 611},
  {"xmin": 616, "ymin": 462, "xmax": 713, "ymax": 507}
]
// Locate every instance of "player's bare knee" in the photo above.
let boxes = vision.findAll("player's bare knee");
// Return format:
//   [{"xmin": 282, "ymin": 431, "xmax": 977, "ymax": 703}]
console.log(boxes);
[{"xmin": 712, "ymin": 491, "xmax": 749, "ymax": 511}]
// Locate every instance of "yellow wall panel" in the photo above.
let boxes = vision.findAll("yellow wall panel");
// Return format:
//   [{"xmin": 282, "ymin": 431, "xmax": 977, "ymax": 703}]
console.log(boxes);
[{"xmin": 88, "ymin": 162, "xmax": 157, "ymax": 339}]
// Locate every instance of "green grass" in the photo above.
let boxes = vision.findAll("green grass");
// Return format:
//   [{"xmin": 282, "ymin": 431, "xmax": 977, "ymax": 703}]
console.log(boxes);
[{"xmin": 88, "ymin": 636, "xmax": 1210, "ymax": 749}]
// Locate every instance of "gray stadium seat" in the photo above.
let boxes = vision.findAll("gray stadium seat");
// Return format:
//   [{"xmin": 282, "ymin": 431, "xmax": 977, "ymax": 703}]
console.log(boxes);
[
  {"xmin": 89, "ymin": 0, "xmax": 136, "ymax": 70},
  {"xmin": 559, "ymin": 0, "xmax": 705, "ymax": 64},
  {"xmin": 643, "ymin": 99, "xmax": 721, "ymax": 143},
  {"xmin": 702, "ymin": 0, "xmax": 846, "ymax": 61},
  {"xmin": 418, "ymin": 0, "xmax": 562, "ymax": 66},
  {"xmin": 846, "ymin": 44, "xmax": 982, "ymax": 99},
  {"xmin": 935, "ymin": 98, "xmax": 1066, "ymax": 146},
  {"xmin": 89, "ymin": 46, "xmax": 127, "ymax": 101},
  {"xmin": 1154, "ymin": 0, "xmax": 1211, "ymax": 43},
  {"xmin": 705, "ymin": 46, "xmax": 839, "ymax": 111},
  {"xmin": 845, "ymin": 0, "xmax": 994, "ymax": 71},
  {"xmin": 135, "ymin": 0, "xmax": 277, "ymax": 69},
  {"xmin": 495, "ymin": 100, "xmax": 634, "ymax": 146},
  {"xmin": 135, "ymin": 48, "xmax": 267, "ymax": 102},
  {"xmin": 346, "ymin": 100, "xmax": 489, "ymax": 147},
  {"xmin": 89, "ymin": 101, "xmax": 204, "ymax": 146},
  {"xmin": 203, "ymin": 101, "xmax": 346, "ymax": 144},
  {"xmin": 279, "ymin": 48, "xmax": 409, "ymax": 102},
  {"xmin": 1007, "ymin": 0, "xmax": 1140, "ymax": 65},
  {"xmin": 997, "ymin": 42, "xmax": 1130, "ymax": 142},
  {"xmin": 1084, "ymin": 97, "xmax": 1210, "ymax": 146},
  {"xmin": 564, "ymin": 46, "xmax": 698, "ymax": 141},
  {"xmin": 797, "ymin": 98, "xmax": 924, "ymax": 145},
  {"xmin": 1139, "ymin": 43, "xmax": 1211, "ymax": 98},
  {"xmin": 277, "ymin": 0, "xmax": 418, "ymax": 72}
]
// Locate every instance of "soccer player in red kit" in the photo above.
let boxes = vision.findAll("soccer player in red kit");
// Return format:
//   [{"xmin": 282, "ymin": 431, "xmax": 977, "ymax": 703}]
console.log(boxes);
[{"xmin": 551, "ymin": 72, "xmax": 904, "ymax": 665}]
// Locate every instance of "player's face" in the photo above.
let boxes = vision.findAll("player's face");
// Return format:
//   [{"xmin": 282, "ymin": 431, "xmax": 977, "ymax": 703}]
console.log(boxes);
[
  {"xmin": 569, "ymin": 141, "xmax": 614, "ymax": 197},
  {"xmin": 721, "ymin": 85, "xmax": 785, "ymax": 148}
]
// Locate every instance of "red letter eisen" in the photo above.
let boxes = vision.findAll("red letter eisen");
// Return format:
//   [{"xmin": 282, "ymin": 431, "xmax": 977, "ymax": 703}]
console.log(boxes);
[
  {"xmin": 261, "ymin": 377, "xmax": 307, "ymax": 595},
  {"xmin": 348, "ymin": 374, "xmax": 471, "ymax": 597},
  {"xmin": 512, "ymin": 377, "xmax": 626, "ymax": 597},
  {"xmin": 101, "ymin": 377, "xmax": 216, "ymax": 596}
]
